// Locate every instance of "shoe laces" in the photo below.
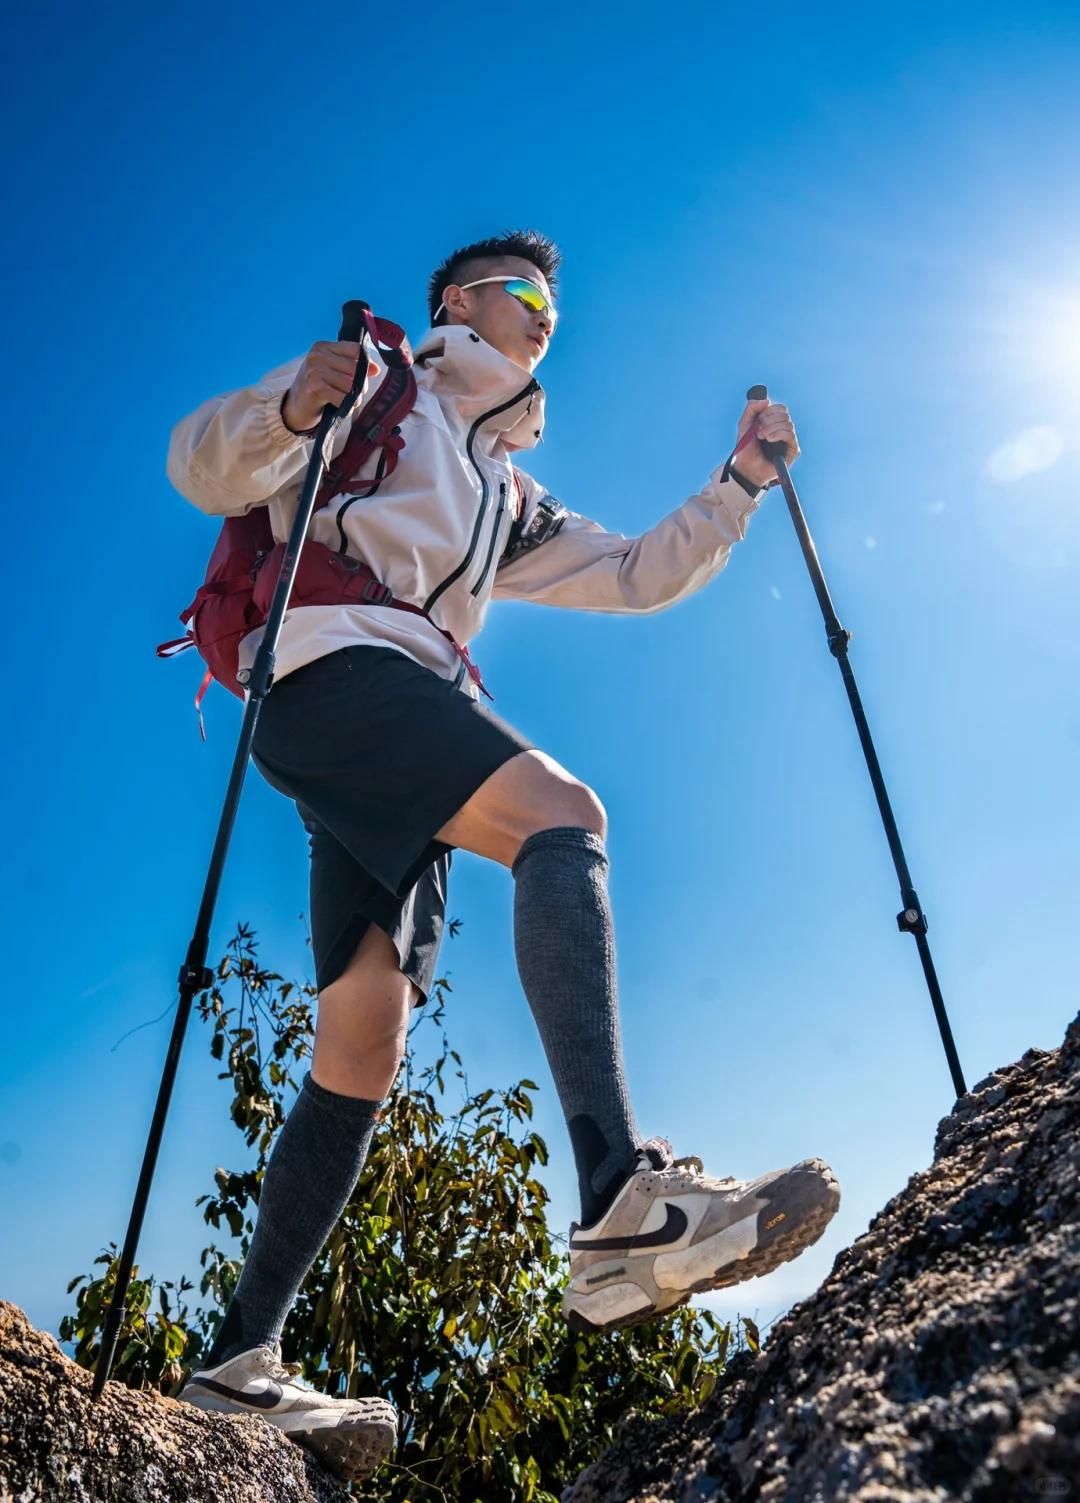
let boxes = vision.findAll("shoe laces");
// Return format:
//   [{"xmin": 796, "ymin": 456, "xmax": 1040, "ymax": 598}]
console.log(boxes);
[
  {"xmin": 636, "ymin": 1139, "xmax": 738, "ymax": 1191},
  {"xmin": 265, "ymin": 1346, "xmax": 306, "ymax": 1382},
  {"xmin": 637, "ymin": 1136, "xmax": 675, "ymax": 1170}
]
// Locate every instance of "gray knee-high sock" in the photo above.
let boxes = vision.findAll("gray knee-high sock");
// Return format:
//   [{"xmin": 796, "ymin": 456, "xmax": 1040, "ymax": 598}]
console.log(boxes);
[
  {"xmin": 512, "ymin": 827, "xmax": 640, "ymax": 1227},
  {"xmin": 206, "ymin": 1074, "xmax": 379, "ymax": 1366}
]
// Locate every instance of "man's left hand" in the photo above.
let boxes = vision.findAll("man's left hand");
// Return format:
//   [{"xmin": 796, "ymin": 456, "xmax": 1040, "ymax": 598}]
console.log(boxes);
[{"xmin": 730, "ymin": 397, "xmax": 800, "ymax": 490}]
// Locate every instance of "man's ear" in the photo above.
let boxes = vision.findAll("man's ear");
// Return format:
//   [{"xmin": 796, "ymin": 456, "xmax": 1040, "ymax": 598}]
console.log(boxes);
[{"xmin": 440, "ymin": 283, "xmax": 468, "ymax": 324}]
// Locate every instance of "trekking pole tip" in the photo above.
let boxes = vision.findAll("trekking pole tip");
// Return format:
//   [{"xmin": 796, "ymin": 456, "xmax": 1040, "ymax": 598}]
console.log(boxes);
[{"xmin": 746, "ymin": 384, "xmax": 769, "ymax": 402}]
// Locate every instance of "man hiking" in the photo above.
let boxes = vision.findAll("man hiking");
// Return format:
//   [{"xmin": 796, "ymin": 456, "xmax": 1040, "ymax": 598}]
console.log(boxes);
[{"xmin": 168, "ymin": 229, "xmax": 840, "ymax": 1480}]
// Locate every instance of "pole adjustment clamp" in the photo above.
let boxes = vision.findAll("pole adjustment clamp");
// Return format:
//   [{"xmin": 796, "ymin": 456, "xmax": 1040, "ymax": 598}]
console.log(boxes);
[
  {"xmin": 178, "ymin": 963, "xmax": 214, "ymax": 991},
  {"xmin": 827, "ymin": 626, "xmax": 853, "ymax": 658},
  {"xmin": 897, "ymin": 906, "xmax": 928, "ymax": 936}
]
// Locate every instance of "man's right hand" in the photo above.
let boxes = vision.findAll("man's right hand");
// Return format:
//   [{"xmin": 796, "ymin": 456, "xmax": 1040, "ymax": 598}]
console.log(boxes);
[{"xmin": 281, "ymin": 342, "xmax": 380, "ymax": 434}]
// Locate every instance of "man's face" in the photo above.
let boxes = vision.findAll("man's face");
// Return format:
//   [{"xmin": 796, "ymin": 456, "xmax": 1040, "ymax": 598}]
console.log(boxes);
[{"xmin": 441, "ymin": 256, "xmax": 555, "ymax": 373}]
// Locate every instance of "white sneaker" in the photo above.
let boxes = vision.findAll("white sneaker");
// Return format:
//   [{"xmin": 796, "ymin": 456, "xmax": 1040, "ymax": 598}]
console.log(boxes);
[
  {"xmin": 180, "ymin": 1345, "xmax": 397, "ymax": 1482},
  {"xmin": 562, "ymin": 1139, "xmax": 841, "ymax": 1334}
]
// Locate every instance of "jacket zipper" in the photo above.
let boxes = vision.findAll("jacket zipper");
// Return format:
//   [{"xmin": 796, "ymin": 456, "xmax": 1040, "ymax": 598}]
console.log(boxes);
[
  {"xmin": 423, "ymin": 378, "xmax": 538, "ymax": 614},
  {"xmin": 470, "ymin": 481, "xmax": 507, "ymax": 598}
]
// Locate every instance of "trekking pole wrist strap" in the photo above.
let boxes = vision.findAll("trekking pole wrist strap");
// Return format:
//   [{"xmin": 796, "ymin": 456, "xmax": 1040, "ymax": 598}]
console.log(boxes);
[{"xmin": 728, "ymin": 465, "xmax": 764, "ymax": 500}]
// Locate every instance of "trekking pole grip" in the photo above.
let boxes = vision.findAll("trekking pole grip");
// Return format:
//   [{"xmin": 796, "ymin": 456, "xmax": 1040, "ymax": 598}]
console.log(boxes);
[
  {"xmin": 339, "ymin": 300, "xmax": 369, "ymax": 344},
  {"xmin": 327, "ymin": 301, "xmax": 373, "ymax": 429},
  {"xmin": 745, "ymin": 384, "xmax": 787, "ymax": 466}
]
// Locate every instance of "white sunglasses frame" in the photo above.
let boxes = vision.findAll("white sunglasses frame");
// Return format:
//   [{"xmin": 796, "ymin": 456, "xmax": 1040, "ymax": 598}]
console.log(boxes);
[{"xmin": 435, "ymin": 275, "xmax": 556, "ymax": 327}]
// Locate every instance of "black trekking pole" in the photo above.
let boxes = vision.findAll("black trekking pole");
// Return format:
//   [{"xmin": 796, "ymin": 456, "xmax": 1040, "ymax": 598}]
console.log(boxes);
[
  {"xmin": 746, "ymin": 384, "xmax": 967, "ymax": 1102},
  {"xmin": 91, "ymin": 302, "xmax": 374, "ymax": 1399}
]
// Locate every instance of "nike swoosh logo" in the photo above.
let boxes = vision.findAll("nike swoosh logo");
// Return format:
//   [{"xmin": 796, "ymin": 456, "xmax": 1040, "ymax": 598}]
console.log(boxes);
[
  {"xmin": 196, "ymin": 1376, "xmax": 285, "ymax": 1410},
  {"xmin": 571, "ymin": 1202, "xmax": 689, "ymax": 1253}
]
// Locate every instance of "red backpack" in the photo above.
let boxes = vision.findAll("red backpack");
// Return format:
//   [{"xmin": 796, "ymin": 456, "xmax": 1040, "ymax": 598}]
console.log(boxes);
[{"xmin": 159, "ymin": 316, "xmax": 489, "ymax": 727}]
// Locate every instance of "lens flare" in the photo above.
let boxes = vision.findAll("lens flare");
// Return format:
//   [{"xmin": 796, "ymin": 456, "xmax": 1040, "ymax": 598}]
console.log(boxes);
[
  {"xmin": 975, "ymin": 425, "xmax": 1078, "ymax": 568},
  {"xmin": 985, "ymin": 426, "xmax": 1064, "ymax": 483}
]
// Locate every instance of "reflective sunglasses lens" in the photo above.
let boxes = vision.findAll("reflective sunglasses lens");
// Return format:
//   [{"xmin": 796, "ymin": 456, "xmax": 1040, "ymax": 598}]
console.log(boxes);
[{"xmin": 504, "ymin": 279, "xmax": 556, "ymax": 325}]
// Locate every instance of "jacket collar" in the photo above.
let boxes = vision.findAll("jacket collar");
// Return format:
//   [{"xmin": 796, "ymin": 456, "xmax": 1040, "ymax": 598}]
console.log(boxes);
[{"xmin": 412, "ymin": 325, "xmax": 545, "ymax": 452}]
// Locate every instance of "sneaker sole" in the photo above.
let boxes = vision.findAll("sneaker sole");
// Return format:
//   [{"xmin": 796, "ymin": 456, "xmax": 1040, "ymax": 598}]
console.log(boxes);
[
  {"xmin": 291, "ymin": 1410, "xmax": 398, "ymax": 1483},
  {"xmin": 564, "ymin": 1158, "xmax": 840, "ymax": 1335},
  {"xmin": 183, "ymin": 1391, "xmax": 397, "ymax": 1482},
  {"xmin": 565, "ymin": 1289, "xmax": 690, "ymax": 1336},
  {"xmin": 687, "ymin": 1159, "xmax": 840, "ymax": 1293}
]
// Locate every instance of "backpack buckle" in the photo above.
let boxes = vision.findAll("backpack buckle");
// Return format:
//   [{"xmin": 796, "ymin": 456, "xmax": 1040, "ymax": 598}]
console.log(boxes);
[{"xmin": 362, "ymin": 578, "xmax": 393, "ymax": 606}]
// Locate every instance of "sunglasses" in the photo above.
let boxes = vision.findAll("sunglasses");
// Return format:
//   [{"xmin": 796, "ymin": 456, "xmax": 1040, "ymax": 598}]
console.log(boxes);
[{"xmin": 438, "ymin": 276, "xmax": 557, "ymax": 329}]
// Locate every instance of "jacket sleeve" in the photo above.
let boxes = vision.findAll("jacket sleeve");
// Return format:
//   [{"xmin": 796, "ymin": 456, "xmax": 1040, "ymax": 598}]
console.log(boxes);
[
  {"xmin": 491, "ymin": 467, "xmax": 761, "ymax": 613},
  {"xmin": 166, "ymin": 357, "xmax": 370, "ymax": 517}
]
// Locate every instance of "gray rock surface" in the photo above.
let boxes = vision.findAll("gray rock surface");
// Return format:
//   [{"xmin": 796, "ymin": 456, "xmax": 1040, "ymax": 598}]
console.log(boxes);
[
  {"xmin": 0, "ymin": 1301, "xmax": 347, "ymax": 1503},
  {"xmin": 567, "ymin": 1014, "xmax": 1080, "ymax": 1502},
  {"xmin": 7, "ymin": 1015, "xmax": 1080, "ymax": 1502}
]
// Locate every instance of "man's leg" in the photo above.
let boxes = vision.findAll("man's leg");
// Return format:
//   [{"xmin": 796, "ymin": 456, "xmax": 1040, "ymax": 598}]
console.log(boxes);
[
  {"xmin": 204, "ymin": 923, "xmax": 415, "ymax": 1366},
  {"xmin": 437, "ymin": 751, "xmax": 640, "ymax": 1226},
  {"xmin": 440, "ymin": 748, "xmax": 840, "ymax": 1337}
]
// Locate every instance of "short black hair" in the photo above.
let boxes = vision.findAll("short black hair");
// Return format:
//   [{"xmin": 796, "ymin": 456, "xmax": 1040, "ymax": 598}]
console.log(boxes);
[{"xmin": 427, "ymin": 229, "xmax": 561, "ymax": 325}]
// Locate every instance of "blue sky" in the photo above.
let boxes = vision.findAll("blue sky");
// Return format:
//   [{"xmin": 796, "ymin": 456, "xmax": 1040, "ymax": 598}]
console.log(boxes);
[{"xmin": 2, "ymin": 0, "xmax": 1079, "ymax": 1345}]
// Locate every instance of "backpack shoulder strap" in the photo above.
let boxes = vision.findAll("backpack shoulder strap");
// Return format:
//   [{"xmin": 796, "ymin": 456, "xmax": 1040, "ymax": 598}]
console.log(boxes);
[
  {"xmin": 511, "ymin": 467, "xmax": 526, "ymax": 520},
  {"xmin": 317, "ymin": 317, "xmax": 418, "ymax": 509}
]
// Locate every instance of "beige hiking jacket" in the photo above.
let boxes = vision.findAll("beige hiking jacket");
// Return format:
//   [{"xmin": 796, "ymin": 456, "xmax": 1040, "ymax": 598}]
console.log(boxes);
[{"xmin": 167, "ymin": 325, "xmax": 760, "ymax": 693}]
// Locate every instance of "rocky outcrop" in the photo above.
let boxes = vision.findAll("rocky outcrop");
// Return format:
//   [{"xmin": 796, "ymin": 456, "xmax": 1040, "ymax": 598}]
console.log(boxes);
[
  {"xmin": 7, "ymin": 1018, "xmax": 1080, "ymax": 1503},
  {"xmin": 567, "ymin": 1014, "xmax": 1080, "ymax": 1503},
  {"xmin": 0, "ymin": 1301, "xmax": 346, "ymax": 1503}
]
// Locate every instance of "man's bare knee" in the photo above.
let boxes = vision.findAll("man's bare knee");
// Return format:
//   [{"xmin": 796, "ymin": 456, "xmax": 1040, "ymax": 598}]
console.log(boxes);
[
  {"xmin": 558, "ymin": 781, "xmax": 606, "ymax": 838},
  {"xmin": 312, "ymin": 924, "xmax": 415, "ymax": 1098},
  {"xmin": 437, "ymin": 750, "xmax": 607, "ymax": 866},
  {"xmin": 521, "ymin": 753, "xmax": 606, "ymax": 838}
]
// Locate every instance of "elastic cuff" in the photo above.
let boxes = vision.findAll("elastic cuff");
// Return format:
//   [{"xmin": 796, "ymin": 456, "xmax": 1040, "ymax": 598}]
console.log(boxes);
[
  {"xmin": 301, "ymin": 1072, "xmax": 382, "ymax": 1122},
  {"xmin": 511, "ymin": 826, "xmax": 608, "ymax": 878},
  {"xmin": 703, "ymin": 467, "xmax": 761, "ymax": 538},
  {"xmin": 264, "ymin": 388, "xmax": 315, "ymax": 455}
]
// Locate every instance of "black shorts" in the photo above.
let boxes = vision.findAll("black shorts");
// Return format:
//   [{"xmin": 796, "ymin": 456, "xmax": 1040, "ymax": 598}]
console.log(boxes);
[{"xmin": 251, "ymin": 645, "xmax": 532, "ymax": 999}]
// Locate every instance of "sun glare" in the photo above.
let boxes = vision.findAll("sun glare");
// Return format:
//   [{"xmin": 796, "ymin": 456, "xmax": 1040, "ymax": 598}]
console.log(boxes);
[
  {"xmin": 996, "ymin": 280, "xmax": 1080, "ymax": 408},
  {"xmin": 971, "ymin": 273, "xmax": 1080, "ymax": 568}
]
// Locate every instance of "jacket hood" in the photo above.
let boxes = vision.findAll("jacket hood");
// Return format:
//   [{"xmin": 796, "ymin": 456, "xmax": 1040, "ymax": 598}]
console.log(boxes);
[{"xmin": 413, "ymin": 325, "xmax": 546, "ymax": 452}]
